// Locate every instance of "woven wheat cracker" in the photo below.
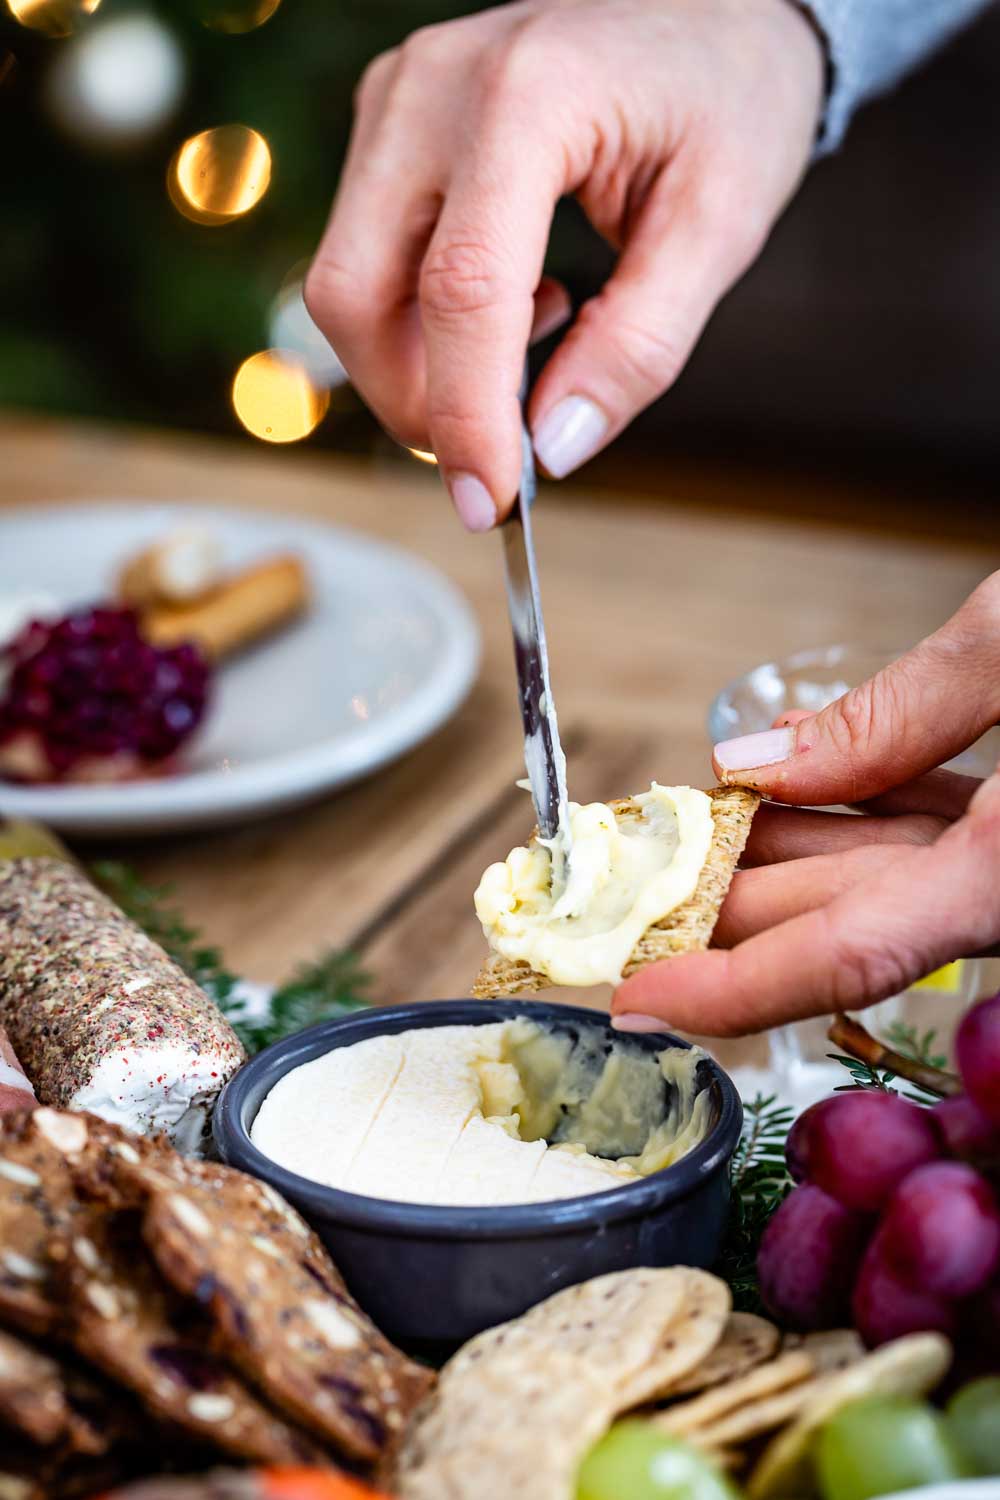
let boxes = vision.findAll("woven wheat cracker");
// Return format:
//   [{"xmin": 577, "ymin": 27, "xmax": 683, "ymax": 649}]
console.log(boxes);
[{"xmin": 473, "ymin": 785, "xmax": 758, "ymax": 998}]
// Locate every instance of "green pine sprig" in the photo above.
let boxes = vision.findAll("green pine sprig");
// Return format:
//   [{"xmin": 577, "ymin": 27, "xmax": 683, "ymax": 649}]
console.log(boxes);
[
  {"xmin": 828, "ymin": 1020, "xmax": 946, "ymax": 1105},
  {"xmin": 717, "ymin": 1094, "xmax": 795, "ymax": 1312}
]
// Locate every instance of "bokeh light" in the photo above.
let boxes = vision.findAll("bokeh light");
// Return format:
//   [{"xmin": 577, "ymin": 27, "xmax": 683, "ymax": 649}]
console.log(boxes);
[
  {"xmin": 47, "ymin": 14, "xmax": 183, "ymax": 146},
  {"xmin": 231, "ymin": 349, "xmax": 329, "ymax": 443},
  {"xmin": 201, "ymin": 0, "xmax": 281, "ymax": 34},
  {"xmin": 167, "ymin": 123, "xmax": 271, "ymax": 227},
  {"xmin": 407, "ymin": 448, "xmax": 438, "ymax": 465},
  {"xmin": 5, "ymin": 0, "xmax": 99, "ymax": 38}
]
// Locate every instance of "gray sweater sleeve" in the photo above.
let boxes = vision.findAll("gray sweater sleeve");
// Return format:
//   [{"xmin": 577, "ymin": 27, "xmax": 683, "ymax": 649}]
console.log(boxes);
[{"xmin": 798, "ymin": 0, "xmax": 995, "ymax": 152}]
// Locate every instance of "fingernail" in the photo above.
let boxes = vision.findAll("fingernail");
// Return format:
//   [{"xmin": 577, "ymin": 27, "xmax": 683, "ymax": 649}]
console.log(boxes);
[
  {"xmin": 714, "ymin": 726, "xmax": 796, "ymax": 774},
  {"xmin": 532, "ymin": 396, "xmax": 608, "ymax": 478},
  {"xmin": 611, "ymin": 1013, "xmax": 670, "ymax": 1034},
  {"xmin": 449, "ymin": 473, "xmax": 496, "ymax": 533}
]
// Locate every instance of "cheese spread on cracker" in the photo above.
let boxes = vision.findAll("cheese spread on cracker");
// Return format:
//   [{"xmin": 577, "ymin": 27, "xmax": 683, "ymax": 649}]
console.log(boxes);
[
  {"xmin": 250, "ymin": 1019, "xmax": 711, "ymax": 1207},
  {"xmin": 474, "ymin": 784, "xmax": 714, "ymax": 987}
]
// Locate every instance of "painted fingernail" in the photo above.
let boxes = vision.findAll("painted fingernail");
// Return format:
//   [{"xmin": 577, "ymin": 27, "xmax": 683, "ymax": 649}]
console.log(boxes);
[
  {"xmin": 532, "ymin": 396, "xmax": 608, "ymax": 478},
  {"xmin": 714, "ymin": 726, "xmax": 796, "ymax": 774},
  {"xmin": 449, "ymin": 473, "xmax": 496, "ymax": 533},
  {"xmin": 611, "ymin": 1013, "xmax": 670, "ymax": 1034}
]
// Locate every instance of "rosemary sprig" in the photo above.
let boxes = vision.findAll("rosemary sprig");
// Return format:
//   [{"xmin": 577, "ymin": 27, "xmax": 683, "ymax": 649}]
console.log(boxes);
[
  {"xmin": 827, "ymin": 1013, "xmax": 959, "ymax": 1104},
  {"xmin": 717, "ymin": 1094, "xmax": 795, "ymax": 1312},
  {"xmin": 89, "ymin": 862, "xmax": 371, "ymax": 1054},
  {"xmin": 228, "ymin": 952, "xmax": 372, "ymax": 1053}
]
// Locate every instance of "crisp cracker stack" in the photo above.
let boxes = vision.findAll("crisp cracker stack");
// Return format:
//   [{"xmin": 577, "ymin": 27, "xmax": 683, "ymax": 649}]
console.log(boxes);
[
  {"xmin": 389, "ymin": 1266, "xmax": 953, "ymax": 1500},
  {"xmin": 473, "ymin": 785, "xmax": 759, "ymax": 998}
]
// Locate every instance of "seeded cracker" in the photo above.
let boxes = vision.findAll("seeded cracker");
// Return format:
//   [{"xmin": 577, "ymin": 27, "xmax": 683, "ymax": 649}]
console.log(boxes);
[
  {"xmin": 390, "ymin": 1268, "xmax": 731, "ymax": 1500},
  {"xmin": 472, "ymin": 786, "xmax": 758, "ymax": 997},
  {"xmin": 0, "ymin": 1108, "xmax": 91, "ymax": 1337},
  {"xmin": 53, "ymin": 1206, "xmax": 329, "ymax": 1464},
  {"xmin": 81, "ymin": 1142, "xmax": 434, "ymax": 1463},
  {"xmin": 0, "ymin": 1325, "xmax": 120, "ymax": 1453},
  {"xmin": 746, "ymin": 1333, "xmax": 952, "ymax": 1500},
  {"xmin": 0, "ymin": 859, "xmax": 245, "ymax": 1148}
]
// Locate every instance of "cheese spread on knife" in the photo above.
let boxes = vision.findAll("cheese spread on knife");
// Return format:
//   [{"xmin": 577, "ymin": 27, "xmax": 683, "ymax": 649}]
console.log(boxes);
[
  {"xmin": 474, "ymin": 784, "xmax": 713, "ymax": 987},
  {"xmin": 251, "ymin": 1019, "xmax": 712, "ymax": 1207}
]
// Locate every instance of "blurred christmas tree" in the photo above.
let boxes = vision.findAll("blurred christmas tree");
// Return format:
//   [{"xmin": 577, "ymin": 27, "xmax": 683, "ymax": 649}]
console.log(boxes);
[{"xmin": 3, "ymin": 0, "xmax": 583, "ymax": 450}]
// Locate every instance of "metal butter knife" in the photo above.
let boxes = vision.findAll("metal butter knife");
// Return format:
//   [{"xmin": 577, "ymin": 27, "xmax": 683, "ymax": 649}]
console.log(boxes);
[{"xmin": 501, "ymin": 368, "xmax": 571, "ymax": 860}]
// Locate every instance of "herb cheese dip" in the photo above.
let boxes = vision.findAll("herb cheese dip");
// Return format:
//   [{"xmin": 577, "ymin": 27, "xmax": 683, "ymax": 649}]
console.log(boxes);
[
  {"xmin": 250, "ymin": 1019, "xmax": 712, "ymax": 1207},
  {"xmin": 474, "ymin": 785, "xmax": 714, "ymax": 987}
]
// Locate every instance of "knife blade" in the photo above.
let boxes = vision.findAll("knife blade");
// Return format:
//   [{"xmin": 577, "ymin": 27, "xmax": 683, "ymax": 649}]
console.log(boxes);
[{"xmin": 501, "ymin": 372, "xmax": 571, "ymax": 859}]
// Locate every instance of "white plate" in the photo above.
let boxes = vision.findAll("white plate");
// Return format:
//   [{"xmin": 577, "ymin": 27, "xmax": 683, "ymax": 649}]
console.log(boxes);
[{"xmin": 0, "ymin": 502, "xmax": 480, "ymax": 835}]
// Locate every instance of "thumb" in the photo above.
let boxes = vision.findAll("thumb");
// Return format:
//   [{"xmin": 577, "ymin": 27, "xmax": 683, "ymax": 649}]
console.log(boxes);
[{"xmin": 712, "ymin": 573, "xmax": 1000, "ymax": 806}]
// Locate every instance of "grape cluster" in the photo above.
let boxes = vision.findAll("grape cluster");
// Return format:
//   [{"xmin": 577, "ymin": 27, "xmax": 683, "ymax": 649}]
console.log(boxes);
[{"xmin": 758, "ymin": 991, "xmax": 1000, "ymax": 1367}]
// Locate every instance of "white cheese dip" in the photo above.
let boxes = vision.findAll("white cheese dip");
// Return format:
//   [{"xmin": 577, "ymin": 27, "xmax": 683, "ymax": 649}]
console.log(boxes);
[
  {"xmin": 250, "ymin": 1020, "xmax": 711, "ymax": 1209},
  {"xmin": 474, "ymin": 784, "xmax": 713, "ymax": 987}
]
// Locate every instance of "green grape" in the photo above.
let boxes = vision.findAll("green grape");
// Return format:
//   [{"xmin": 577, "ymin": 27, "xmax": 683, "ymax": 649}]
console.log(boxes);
[
  {"xmin": 577, "ymin": 1421, "xmax": 740, "ymax": 1500},
  {"xmin": 947, "ymin": 1376, "xmax": 1000, "ymax": 1475},
  {"xmin": 816, "ymin": 1397, "xmax": 971, "ymax": 1500}
]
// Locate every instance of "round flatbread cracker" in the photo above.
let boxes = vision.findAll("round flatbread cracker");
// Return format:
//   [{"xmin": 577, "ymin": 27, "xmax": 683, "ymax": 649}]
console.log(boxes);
[
  {"xmin": 746, "ymin": 1333, "xmax": 952, "ymax": 1500},
  {"xmin": 663, "ymin": 1311, "xmax": 780, "ymax": 1398},
  {"xmin": 619, "ymin": 1268, "xmax": 731, "ymax": 1408},
  {"xmin": 654, "ymin": 1349, "xmax": 815, "ymax": 1437}
]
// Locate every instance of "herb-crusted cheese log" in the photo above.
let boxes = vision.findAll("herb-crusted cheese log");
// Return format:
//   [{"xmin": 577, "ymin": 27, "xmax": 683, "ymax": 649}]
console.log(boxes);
[{"xmin": 0, "ymin": 859, "xmax": 245, "ymax": 1149}]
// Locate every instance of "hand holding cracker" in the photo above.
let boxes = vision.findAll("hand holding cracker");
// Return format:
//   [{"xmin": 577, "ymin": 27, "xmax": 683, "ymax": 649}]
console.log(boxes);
[{"xmin": 613, "ymin": 571, "xmax": 1000, "ymax": 1036}]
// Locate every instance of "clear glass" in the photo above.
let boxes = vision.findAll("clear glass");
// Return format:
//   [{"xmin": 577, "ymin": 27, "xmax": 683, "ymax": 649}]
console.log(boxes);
[{"xmin": 703, "ymin": 645, "xmax": 999, "ymax": 1111}]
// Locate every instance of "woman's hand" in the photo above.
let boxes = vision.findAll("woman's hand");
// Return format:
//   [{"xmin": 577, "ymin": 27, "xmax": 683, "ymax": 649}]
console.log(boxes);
[
  {"xmin": 613, "ymin": 571, "xmax": 1000, "ymax": 1036},
  {"xmin": 305, "ymin": 0, "xmax": 824, "ymax": 530}
]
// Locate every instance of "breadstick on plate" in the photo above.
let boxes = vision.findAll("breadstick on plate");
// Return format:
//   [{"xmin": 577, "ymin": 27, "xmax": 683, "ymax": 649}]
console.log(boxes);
[
  {"xmin": 142, "ymin": 556, "xmax": 309, "ymax": 660},
  {"xmin": 118, "ymin": 527, "xmax": 223, "ymax": 608}
]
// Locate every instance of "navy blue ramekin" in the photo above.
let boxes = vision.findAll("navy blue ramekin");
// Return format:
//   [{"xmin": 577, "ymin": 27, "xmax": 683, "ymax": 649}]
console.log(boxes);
[{"xmin": 213, "ymin": 1000, "xmax": 742, "ymax": 1353}]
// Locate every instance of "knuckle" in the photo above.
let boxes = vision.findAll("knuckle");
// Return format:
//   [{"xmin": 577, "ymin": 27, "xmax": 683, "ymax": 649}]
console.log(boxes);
[
  {"xmin": 399, "ymin": 21, "xmax": 454, "ymax": 67},
  {"xmin": 480, "ymin": 19, "xmax": 547, "ymax": 99},
  {"xmin": 303, "ymin": 256, "xmax": 366, "ymax": 338},
  {"xmin": 825, "ymin": 916, "xmax": 910, "ymax": 1008},
  {"xmin": 353, "ymin": 48, "xmax": 397, "ymax": 110},
  {"xmin": 419, "ymin": 239, "xmax": 513, "ymax": 318},
  {"xmin": 583, "ymin": 300, "xmax": 688, "ymax": 394},
  {"xmin": 959, "ymin": 568, "xmax": 1000, "ymax": 637}
]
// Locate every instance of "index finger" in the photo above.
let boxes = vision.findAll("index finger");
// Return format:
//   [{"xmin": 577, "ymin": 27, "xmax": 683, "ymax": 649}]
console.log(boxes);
[
  {"xmin": 611, "ymin": 782, "xmax": 1000, "ymax": 1036},
  {"xmin": 419, "ymin": 127, "xmax": 565, "ymax": 527}
]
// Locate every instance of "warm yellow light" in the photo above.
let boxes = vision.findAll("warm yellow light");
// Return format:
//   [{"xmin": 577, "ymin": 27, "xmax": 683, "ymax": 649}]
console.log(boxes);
[
  {"xmin": 232, "ymin": 350, "xmax": 329, "ymax": 444},
  {"xmin": 407, "ymin": 448, "xmax": 438, "ymax": 465},
  {"xmin": 167, "ymin": 124, "xmax": 271, "ymax": 227},
  {"xmin": 5, "ymin": 0, "xmax": 99, "ymax": 37},
  {"xmin": 201, "ymin": 0, "xmax": 281, "ymax": 33}
]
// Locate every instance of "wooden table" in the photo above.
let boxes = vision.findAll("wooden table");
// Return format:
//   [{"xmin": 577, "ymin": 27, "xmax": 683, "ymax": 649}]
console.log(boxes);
[{"xmin": 1, "ymin": 412, "xmax": 997, "ymax": 1072}]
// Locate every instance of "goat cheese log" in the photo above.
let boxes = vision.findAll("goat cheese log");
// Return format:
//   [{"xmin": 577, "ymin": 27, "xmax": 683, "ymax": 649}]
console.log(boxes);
[
  {"xmin": 0, "ymin": 1026, "xmax": 35, "ymax": 1115},
  {"xmin": 0, "ymin": 859, "xmax": 245, "ymax": 1150}
]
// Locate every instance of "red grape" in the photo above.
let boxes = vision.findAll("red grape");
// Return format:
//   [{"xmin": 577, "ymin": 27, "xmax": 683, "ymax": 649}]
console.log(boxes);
[
  {"xmin": 758, "ymin": 1183, "xmax": 872, "ymax": 1330},
  {"xmin": 880, "ymin": 1161, "xmax": 1000, "ymax": 1298},
  {"xmin": 957, "ymin": 993, "xmax": 1000, "ymax": 1127},
  {"xmin": 853, "ymin": 1232, "xmax": 957, "ymax": 1347},
  {"xmin": 933, "ymin": 1094, "xmax": 1000, "ymax": 1162},
  {"xmin": 785, "ymin": 1092, "xmax": 940, "ymax": 1212}
]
